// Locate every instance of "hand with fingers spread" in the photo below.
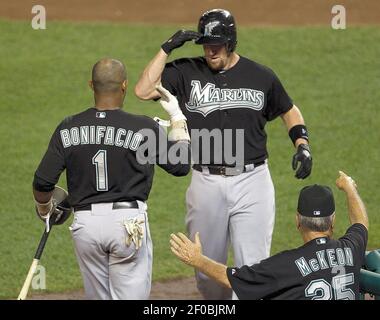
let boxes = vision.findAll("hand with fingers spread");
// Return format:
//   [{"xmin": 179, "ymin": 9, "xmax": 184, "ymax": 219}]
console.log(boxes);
[
  {"xmin": 170, "ymin": 232, "xmax": 202, "ymax": 267},
  {"xmin": 336, "ymin": 170, "xmax": 357, "ymax": 191},
  {"xmin": 292, "ymin": 143, "xmax": 312, "ymax": 179}
]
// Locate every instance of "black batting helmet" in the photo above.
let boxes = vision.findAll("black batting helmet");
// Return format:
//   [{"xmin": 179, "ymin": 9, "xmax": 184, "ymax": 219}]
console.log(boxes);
[{"xmin": 195, "ymin": 9, "xmax": 237, "ymax": 52}]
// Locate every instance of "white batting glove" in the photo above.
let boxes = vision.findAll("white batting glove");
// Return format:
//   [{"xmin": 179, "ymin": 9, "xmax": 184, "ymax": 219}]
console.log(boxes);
[
  {"xmin": 35, "ymin": 198, "xmax": 53, "ymax": 232},
  {"xmin": 156, "ymin": 84, "xmax": 187, "ymax": 122}
]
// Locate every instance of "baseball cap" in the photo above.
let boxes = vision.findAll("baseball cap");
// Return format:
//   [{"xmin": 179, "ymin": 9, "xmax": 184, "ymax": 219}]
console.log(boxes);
[{"xmin": 297, "ymin": 184, "xmax": 335, "ymax": 217}]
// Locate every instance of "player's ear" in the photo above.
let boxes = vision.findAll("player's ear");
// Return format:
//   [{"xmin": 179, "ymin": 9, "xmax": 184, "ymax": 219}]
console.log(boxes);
[
  {"xmin": 88, "ymin": 80, "xmax": 94, "ymax": 91},
  {"xmin": 122, "ymin": 80, "xmax": 128, "ymax": 91},
  {"xmin": 331, "ymin": 213, "xmax": 336, "ymax": 229},
  {"xmin": 296, "ymin": 213, "xmax": 301, "ymax": 230}
]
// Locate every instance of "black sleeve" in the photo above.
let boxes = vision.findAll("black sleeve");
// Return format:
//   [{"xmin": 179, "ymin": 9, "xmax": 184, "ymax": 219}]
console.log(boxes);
[
  {"xmin": 155, "ymin": 122, "xmax": 190, "ymax": 176},
  {"xmin": 226, "ymin": 259, "xmax": 279, "ymax": 300},
  {"xmin": 264, "ymin": 71, "xmax": 293, "ymax": 121},
  {"xmin": 33, "ymin": 174, "xmax": 55, "ymax": 192},
  {"xmin": 34, "ymin": 123, "xmax": 66, "ymax": 185},
  {"xmin": 137, "ymin": 120, "xmax": 190, "ymax": 176},
  {"xmin": 339, "ymin": 223, "xmax": 368, "ymax": 266},
  {"xmin": 160, "ymin": 140, "xmax": 191, "ymax": 176},
  {"xmin": 161, "ymin": 62, "xmax": 181, "ymax": 95}
]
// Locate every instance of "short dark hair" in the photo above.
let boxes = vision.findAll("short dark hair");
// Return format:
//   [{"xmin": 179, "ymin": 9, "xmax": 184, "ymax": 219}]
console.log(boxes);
[{"xmin": 92, "ymin": 58, "xmax": 127, "ymax": 93}]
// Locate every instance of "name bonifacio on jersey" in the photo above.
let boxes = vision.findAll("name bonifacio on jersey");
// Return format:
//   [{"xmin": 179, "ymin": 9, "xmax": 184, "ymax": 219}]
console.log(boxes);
[{"xmin": 59, "ymin": 126, "xmax": 245, "ymax": 165}]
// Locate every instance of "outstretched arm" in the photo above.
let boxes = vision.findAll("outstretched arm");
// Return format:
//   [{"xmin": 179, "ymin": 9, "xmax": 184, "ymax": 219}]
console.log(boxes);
[
  {"xmin": 281, "ymin": 105, "xmax": 307, "ymax": 147},
  {"xmin": 336, "ymin": 171, "xmax": 369, "ymax": 230},
  {"xmin": 281, "ymin": 105, "xmax": 312, "ymax": 179},
  {"xmin": 139, "ymin": 85, "xmax": 191, "ymax": 176},
  {"xmin": 170, "ymin": 232, "xmax": 231, "ymax": 288}
]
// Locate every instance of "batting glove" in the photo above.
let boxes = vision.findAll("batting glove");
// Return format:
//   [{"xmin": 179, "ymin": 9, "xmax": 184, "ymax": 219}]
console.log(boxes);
[
  {"xmin": 292, "ymin": 144, "xmax": 312, "ymax": 179},
  {"xmin": 156, "ymin": 84, "xmax": 186, "ymax": 122},
  {"xmin": 161, "ymin": 30, "xmax": 201, "ymax": 54},
  {"xmin": 155, "ymin": 84, "xmax": 190, "ymax": 142},
  {"xmin": 35, "ymin": 198, "xmax": 57, "ymax": 232},
  {"xmin": 35, "ymin": 186, "xmax": 72, "ymax": 232}
]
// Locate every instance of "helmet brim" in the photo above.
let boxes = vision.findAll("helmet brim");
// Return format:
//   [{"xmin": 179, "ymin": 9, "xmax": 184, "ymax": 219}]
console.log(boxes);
[{"xmin": 195, "ymin": 36, "xmax": 228, "ymax": 45}]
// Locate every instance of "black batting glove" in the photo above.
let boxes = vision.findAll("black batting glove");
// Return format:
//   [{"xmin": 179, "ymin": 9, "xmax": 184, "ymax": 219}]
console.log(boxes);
[
  {"xmin": 161, "ymin": 30, "xmax": 201, "ymax": 54},
  {"xmin": 292, "ymin": 144, "xmax": 312, "ymax": 179}
]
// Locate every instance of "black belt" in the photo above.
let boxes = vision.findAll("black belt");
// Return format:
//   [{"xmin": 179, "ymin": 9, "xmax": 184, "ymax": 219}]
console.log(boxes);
[
  {"xmin": 192, "ymin": 161, "xmax": 265, "ymax": 176},
  {"xmin": 74, "ymin": 201, "xmax": 138, "ymax": 212}
]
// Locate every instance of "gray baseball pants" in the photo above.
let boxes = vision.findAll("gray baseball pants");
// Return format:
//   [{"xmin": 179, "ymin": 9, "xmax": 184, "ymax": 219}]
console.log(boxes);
[
  {"xmin": 186, "ymin": 162, "xmax": 275, "ymax": 300},
  {"xmin": 70, "ymin": 201, "xmax": 152, "ymax": 300}
]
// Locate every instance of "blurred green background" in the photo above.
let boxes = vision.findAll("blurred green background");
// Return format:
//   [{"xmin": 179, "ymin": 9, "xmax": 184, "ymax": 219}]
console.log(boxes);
[{"xmin": 0, "ymin": 20, "xmax": 379, "ymax": 298}]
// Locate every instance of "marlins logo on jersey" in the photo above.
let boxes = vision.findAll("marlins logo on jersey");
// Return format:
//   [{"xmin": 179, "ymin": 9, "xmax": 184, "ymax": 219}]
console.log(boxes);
[{"xmin": 185, "ymin": 80, "xmax": 265, "ymax": 117}]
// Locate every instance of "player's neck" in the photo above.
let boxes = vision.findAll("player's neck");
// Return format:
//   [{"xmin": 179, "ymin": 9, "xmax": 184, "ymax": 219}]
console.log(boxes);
[
  {"xmin": 224, "ymin": 52, "xmax": 240, "ymax": 70},
  {"xmin": 301, "ymin": 230, "xmax": 331, "ymax": 243},
  {"xmin": 94, "ymin": 95, "xmax": 124, "ymax": 110}
]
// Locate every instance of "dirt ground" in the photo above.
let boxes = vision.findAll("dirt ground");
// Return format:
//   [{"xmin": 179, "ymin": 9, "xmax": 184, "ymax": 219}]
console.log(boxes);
[
  {"xmin": 0, "ymin": 0, "xmax": 379, "ymax": 25},
  {"xmin": 29, "ymin": 277, "xmax": 202, "ymax": 300},
  {"xmin": 3, "ymin": 0, "xmax": 378, "ymax": 301}
]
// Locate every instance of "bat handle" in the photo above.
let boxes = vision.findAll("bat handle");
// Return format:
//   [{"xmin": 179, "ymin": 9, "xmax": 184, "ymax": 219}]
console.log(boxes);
[
  {"xmin": 18, "ymin": 226, "xmax": 52, "ymax": 300},
  {"xmin": 17, "ymin": 259, "xmax": 39, "ymax": 300},
  {"xmin": 35, "ymin": 228, "xmax": 51, "ymax": 260}
]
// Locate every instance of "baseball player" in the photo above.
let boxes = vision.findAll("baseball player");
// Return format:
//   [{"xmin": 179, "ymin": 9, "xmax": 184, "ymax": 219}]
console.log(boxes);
[
  {"xmin": 33, "ymin": 58, "xmax": 191, "ymax": 300},
  {"xmin": 135, "ymin": 9, "xmax": 312, "ymax": 299},
  {"xmin": 170, "ymin": 171, "xmax": 368, "ymax": 300}
]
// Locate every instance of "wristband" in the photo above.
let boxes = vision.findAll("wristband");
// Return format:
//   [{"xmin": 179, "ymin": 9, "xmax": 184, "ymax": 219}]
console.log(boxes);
[{"xmin": 289, "ymin": 125, "xmax": 309, "ymax": 145}]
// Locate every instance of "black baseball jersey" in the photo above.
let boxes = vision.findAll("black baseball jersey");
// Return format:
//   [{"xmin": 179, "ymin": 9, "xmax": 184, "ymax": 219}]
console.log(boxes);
[
  {"xmin": 161, "ymin": 56, "xmax": 293, "ymax": 165},
  {"xmin": 226, "ymin": 223, "xmax": 368, "ymax": 300},
  {"xmin": 34, "ymin": 107, "xmax": 190, "ymax": 209}
]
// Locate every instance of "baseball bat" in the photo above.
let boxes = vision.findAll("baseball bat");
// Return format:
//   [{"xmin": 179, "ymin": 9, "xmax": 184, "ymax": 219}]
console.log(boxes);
[{"xmin": 17, "ymin": 225, "xmax": 53, "ymax": 300}]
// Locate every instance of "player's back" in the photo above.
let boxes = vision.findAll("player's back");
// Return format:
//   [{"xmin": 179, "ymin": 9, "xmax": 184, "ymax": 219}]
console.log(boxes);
[
  {"xmin": 272, "ymin": 223, "xmax": 367, "ymax": 300},
  {"xmin": 228, "ymin": 224, "xmax": 368, "ymax": 300},
  {"xmin": 35, "ymin": 107, "xmax": 190, "ymax": 209}
]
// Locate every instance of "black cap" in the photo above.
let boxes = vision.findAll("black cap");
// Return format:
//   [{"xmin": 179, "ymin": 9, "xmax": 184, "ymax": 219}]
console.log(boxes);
[{"xmin": 297, "ymin": 185, "xmax": 335, "ymax": 217}]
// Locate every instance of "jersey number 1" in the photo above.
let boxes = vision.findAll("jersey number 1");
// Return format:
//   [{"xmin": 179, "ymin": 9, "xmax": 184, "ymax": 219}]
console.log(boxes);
[{"xmin": 92, "ymin": 150, "xmax": 108, "ymax": 191}]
